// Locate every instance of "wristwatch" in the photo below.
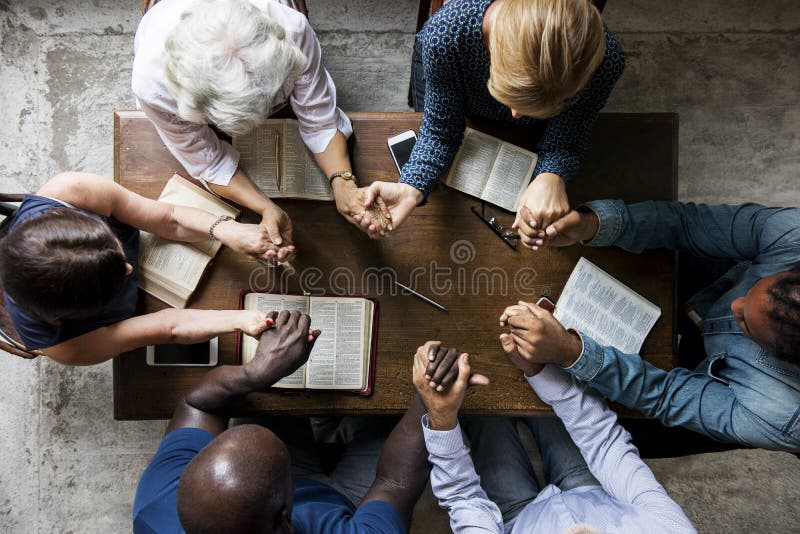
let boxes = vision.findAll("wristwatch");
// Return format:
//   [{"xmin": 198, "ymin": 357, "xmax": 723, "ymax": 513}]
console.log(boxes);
[{"xmin": 328, "ymin": 170, "xmax": 359, "ymax": 187}]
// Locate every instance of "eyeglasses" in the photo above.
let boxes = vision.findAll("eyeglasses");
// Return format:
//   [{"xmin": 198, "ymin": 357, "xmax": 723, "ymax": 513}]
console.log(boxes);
[{"xmin": 471, "ymin": 202, "xmax": 520, "ymax": 250}]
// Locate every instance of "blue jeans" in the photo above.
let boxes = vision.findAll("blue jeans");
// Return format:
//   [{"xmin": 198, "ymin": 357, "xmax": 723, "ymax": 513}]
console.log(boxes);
[{"xmin": 461, "ymin": 415, "xmax": 600, "ymax": 523}]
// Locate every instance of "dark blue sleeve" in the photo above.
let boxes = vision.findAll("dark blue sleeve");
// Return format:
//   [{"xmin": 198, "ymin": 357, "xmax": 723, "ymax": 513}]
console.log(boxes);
[
  {"xmin": 133, "ymin": 428, "xmax": 215, "ymax": 534},
  {"xmin": 533, "ymin": 28, "xmax": 625, "ymax": 182},
  {"xmin": 399, "ymin": 24, "xmax": 467, "ymax": 201}
]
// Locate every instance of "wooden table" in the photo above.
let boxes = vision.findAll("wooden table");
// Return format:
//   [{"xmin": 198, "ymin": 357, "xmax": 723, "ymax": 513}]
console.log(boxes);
[{"xmin": 113, "ymin": 111, "xmax": 678, "ymax": 420}]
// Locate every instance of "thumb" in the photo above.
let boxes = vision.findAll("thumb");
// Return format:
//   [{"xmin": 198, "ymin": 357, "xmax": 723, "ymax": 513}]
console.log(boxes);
[
  {"xmin": 499, "ymin": 333, "xmax": 517, "ymax": 355},
  {"xmin": 520, "ymin": 300, "xmax": 546, "ymax": 319},
  {"xmin": 364, "ymin": 183, "xmax": 379, "ymax": 208},
  {"xmin": 264, "ymin": 218, "xmax": 283, "ymax": 246},
  {"xmin": 454, "ymin": 353, "xmax": 472, "ymax": 390},
  {"xmin": 547, "ymin": 212, "xmax": 576, "ymax": 238}
]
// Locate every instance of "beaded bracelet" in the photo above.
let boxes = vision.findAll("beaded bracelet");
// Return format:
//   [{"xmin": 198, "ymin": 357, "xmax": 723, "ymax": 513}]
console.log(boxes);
[{"xmin": 208, "ymin": 215, "xmax": 233, "ymax": 241}]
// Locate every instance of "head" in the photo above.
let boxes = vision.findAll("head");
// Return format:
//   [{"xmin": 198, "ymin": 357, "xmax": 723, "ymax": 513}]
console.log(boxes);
[
  {"xmin": 163, "ymin": 0, "xmax": 307, "ymax": 136},
  {"xmin": 730, "ymin": 266, "xmax": 800, "ymax": 362},
  {"xmin": 487, "ymin": 0, "xmax": 606, "ymax": 119},
  {"xmin": 0, "ymin": 209, "xmax": 129, "ymax": 322},
  {"xmin": 177, "ymin": 425, "xmax": 294, "ymax": 534}
]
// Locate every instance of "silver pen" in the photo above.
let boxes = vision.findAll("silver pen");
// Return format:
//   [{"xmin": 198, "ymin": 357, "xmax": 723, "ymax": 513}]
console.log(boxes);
[{"xmin": 394, "ymin": 281, "xmax": 448, "ymax": 312}]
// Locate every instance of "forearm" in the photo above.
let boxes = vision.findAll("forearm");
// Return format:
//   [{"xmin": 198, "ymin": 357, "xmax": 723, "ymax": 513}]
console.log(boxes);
[
  {"xmin": 363, "ymin": 395, "xmax": 430, "ymax": 524},
  {"xmin": 566, "ymin": 333, "xmax": 737, "ymax": 440},
  {"xmin": 312, "ymin": 130, "xmax": 351, "ymax": 178},
  {"xmin": 424, "ymin": 420, "xmax": 503, "ymax": 533},
  {"xmin": 154, "ymin": 308, "xmax": 250, "ymax": 345},
  {"xmin": 209, "ymin": 168, "xmax": 275, "ymax": 215}
]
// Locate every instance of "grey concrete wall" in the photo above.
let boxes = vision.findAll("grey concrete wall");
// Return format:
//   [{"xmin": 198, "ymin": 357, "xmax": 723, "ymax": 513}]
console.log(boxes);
[{"xmin": 0, "ymin": 1, "xmax": 799, "ymax": 532}]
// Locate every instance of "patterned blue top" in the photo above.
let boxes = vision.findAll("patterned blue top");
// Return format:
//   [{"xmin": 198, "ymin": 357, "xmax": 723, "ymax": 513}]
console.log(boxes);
[{"xmin": 400, "ymin": 0, "xmax": 625, "ymax": 200}]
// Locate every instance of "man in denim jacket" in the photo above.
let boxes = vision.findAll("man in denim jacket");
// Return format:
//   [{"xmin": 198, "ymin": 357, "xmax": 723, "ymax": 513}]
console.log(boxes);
[{"xmin": 503, "ymin": 201, "xmax": 800, "ymax": 452}]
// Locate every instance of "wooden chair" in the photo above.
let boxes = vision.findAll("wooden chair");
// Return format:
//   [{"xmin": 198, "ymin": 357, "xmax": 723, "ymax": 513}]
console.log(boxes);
[{"xmin": 0, "ymin": 194, "xmax": 41, "ymax": 359}]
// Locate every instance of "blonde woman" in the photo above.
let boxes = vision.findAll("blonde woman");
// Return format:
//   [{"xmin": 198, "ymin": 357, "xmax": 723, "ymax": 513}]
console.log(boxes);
[{"xmin": 357, "ymin": 0, "xmax": 624, "ymax": 248}]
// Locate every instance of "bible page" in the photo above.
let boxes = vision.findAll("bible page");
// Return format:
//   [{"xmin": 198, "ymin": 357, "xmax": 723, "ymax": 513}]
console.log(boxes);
[
  {"xmin": 554, "ymin": 258, "xmax": 661, "ymax": 354},
  {"xmin": 235, "ymin": 123, "xmax": 281, "ymax": 198},
  {"xmin": 138, "ymin": 232, "xmax": 210, "ymax": 307},
  {"xmin": 330, "ymin": 299, "xmax": 366, "ymax": 389},
  {"xmin": 480, "ymin": 143, "xmax": 537, "ymax": 212},
  {"xmin": 283, "ymin": 120, "xmax": 332, "ymax": 200},
  {"xmin": 241, "ymin": 293, "xmax": 310, "ymax": 388},
  {"xmin": 445, "ymin": 128, "xmax": 500, "ymax": 199}
]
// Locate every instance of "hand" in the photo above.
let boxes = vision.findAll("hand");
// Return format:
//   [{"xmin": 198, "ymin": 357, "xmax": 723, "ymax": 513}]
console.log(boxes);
[
  {"xmin": 513, "ymin": 173, "xmax": 570, "ymax": 250},
  {"xmin": 544, "ymin": 209, "xmax": 600, "ymax": 247},
  {"xmin": 412, "ymin": 341, "xmax": 489, "ymax": 430},
  {"xmin": 499, "ymin": 333, "xmax": 543, "ymax": 377},
  {"xmin": 237, "ymin": 309, "xmax": 275, "ymax": 338},
  {"xmin": 260, "ymin": 202, "xmax": 296, "ymax": 263},
  {"xmin": 354, "ymin": 182, "xmax": 423, "ymax": 238},
  {"xmin": 214, "ymin": 220, "xmax": 295, "ymax": 263},
  {"xmin": 499, "ymin": 301, "xmax": 583, "ymax": 368},
  {"xmin": 423, "ymin": 343, "xmax": 469, "ymax": 392},
  {"xmin": 244, "ymin": 310, "xmax": 321, "ymax": 387},
  {"xmin": 332, "ymin": 180, "xmax": 392, "ymax": 238}
]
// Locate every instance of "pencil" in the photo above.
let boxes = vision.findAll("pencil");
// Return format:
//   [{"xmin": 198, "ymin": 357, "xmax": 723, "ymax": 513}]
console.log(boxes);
[
  {"xmin": 274, "ymin": 131, "xmax": 281, "ymax": 191},
  {"xmin": 395, "ymin": 281, "xmax": 448, "ymax": 312}
]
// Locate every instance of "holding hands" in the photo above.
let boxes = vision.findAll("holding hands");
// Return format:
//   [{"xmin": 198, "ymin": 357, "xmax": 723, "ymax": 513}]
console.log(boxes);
[
  {"xmin": 499, "ymin": 300, "xmax": 583, "ymax": 373},
  {"xmin": 353, "ymin": 182, "xmax": 423, "ymax": 239},
  {"xmin": 243, "ymin": 310, "xmax": 321, "ymax": 388},
  {"xmin": 412, "ymin": 341, "xmax": 489, "ymax": 430},
  {"xmin": 514, "ymin": 172, "xmax": 570, "ymax": 250},
  {"xmin": 332, "ymin": 180, "xmax": 394, "ymax": 239}
]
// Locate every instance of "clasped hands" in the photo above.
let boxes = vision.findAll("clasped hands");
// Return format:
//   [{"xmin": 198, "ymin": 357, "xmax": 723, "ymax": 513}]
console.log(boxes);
[{"xmin": 413, "ymin": 299, "xmax": 584, "ymax": 430}]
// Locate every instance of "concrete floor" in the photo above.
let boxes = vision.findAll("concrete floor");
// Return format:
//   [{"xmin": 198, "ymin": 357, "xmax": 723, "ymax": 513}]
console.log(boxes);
[{"xmin": 0, "ymin": 1, "xmax": 799, "ymax": 532}]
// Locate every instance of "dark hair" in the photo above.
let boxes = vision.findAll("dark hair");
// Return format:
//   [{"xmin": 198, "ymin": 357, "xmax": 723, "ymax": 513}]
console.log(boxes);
[
  {"xmin": 0, "ymin": 209, "xmax": 127, "ymax": 321},
  {"xmin": 766, "ymin": 265, "xmax": 800, "ymax": 361}
]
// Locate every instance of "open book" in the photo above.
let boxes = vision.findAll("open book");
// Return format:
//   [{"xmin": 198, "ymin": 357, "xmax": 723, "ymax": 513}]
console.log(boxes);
[
  {"xmin": 554, "ymin": 257, "xmax": 662, "ymax": 354},
  {"xmin": 445, "ymin": 128, "xmax": 538, "ymax": 212},
  {"xmin": 138, "ymin": 175, "xmax": 240, "ymax": 308},
  {"xmin": 234, "ymin": 119, "xmax": 332, "ymax": 200},
  {"xmin": 239, "ymin": 292, "xmax": 379, "ymax": 395}
]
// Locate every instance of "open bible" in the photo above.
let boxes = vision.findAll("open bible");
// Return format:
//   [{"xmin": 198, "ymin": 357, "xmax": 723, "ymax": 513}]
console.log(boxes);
[
  {"xmin": 233, "ymin": 119, "xmax": 332, "ymax": 200},
  {"xmin": 238, "ymin": 292, "xmax": 379, "ymax": 395},
  {"xmin": 554, "ymin": 257, "xmax": 662, "ymax": 354},
  {"xmin": 138, "ymin": 174, "xmax": 240, "ymax": 308},
  {"xmin": 445, "ymin": 128, "xmax": 538, "ymax": 212}
]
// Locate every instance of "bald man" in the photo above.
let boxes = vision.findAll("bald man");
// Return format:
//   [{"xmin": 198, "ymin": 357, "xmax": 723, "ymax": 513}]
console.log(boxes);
[{"xmin": 133, "ymin": 310, "xmax": 430, "ymax": 533}]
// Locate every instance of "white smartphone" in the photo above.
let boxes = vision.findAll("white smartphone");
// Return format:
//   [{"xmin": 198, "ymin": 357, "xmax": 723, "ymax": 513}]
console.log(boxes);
[
  {"xmin": 387, "ymin": 130, "xmax": 417, "ymax": 174},
  {"xmin": 146, "ymin": 338, "xmax": 219, "ymax": 367}
]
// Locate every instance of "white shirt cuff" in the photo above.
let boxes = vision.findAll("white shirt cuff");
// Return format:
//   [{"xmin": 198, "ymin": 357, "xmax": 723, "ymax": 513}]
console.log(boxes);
[{"xmin": 421, "ymin": 414, "xmax": 467, "ymax": 456}]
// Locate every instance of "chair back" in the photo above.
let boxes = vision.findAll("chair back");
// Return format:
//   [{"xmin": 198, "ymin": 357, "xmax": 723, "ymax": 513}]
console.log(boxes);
[{"xmin": 0, "ymin": 196, "xmax": 41, "ymax": 359}]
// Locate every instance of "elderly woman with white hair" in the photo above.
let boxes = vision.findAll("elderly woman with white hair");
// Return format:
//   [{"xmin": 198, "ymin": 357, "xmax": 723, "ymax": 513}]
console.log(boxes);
[{"xmin": 133, "ymin": 0, "xmax": 382, "ymax": 262}]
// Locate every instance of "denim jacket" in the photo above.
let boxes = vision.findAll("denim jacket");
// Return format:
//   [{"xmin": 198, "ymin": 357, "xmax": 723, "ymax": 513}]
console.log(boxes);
[{"xmin": 565, "ymin": 200, "xmax": 800, "ymax": 452}]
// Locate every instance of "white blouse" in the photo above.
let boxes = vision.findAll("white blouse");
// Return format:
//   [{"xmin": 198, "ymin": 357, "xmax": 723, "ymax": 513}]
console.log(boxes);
[{"xmin": 132, "ymin": 0, "xmax": 352, "ymax": 186}]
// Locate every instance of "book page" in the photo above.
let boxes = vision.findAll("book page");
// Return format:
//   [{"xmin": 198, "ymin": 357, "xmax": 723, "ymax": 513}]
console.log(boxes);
[
  {"xmin": 138, "ymin": 232, "xmax": 210, "ymax": 307},
  {"xmin": 481, "ymin": 143, "xmax": 537, "ymax": 212},
  {"xmin": 241, "ymin": 293, "xmax": 311, "ymax": 388},
  {"xmin": 283, "ymin": 120, "xmax": 332, "ymax": 200},
  {"xmin": 305, "ymin": 298, "xmax": 365, "ymax": 389},
  {"xmin": 554, "ymin": 258, "xmax": 662, "ymax": 354},
  {"xmin": 158, "ymin": 175, "xmax": 239, "ymax": 256},
  {"xmin": 235, "ymin": 123, "xmax": 281, "ymax": 197},
  {"xmin": 445, "ymin": 128, "xmax": 500, "ymax": 199}
]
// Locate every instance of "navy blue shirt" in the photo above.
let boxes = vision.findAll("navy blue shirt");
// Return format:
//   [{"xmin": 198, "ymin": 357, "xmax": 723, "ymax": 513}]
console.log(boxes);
[
  {"xmin": 401, "ymin": 0, "xmax": 625, "ymax": 199},
  {"xmin": 133, "ymin": 428, "xmax": 406, "ymax": 534},
  {"xmin": 4, "ymin": 195, "xmax": 139, "ymax": 350}
]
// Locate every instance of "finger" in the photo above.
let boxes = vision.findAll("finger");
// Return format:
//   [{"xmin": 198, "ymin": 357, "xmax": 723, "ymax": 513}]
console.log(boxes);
[
  {"xmin": 425, "ymin": 345, "xmax": 449, "ymax": 383},
  {"xmin": 266, "ymin": 311, "xmax": 279, "ymax": 328},
  {"xmin": 453, "ymin": 353, "xmax": 472, "ymax": 392},
  {"xmin": 307, "ymin": 329, "xmax": 321, "ymax": 346},
  {"xmin": 288, "ymin": 310, "xmax": 301, "ymax": 328},
  {"xmin": 364, "ymin": 183, "xmax": 379, "ymax": 209},
  {"xmin": 499, "ymin": 332, "xmax": 518, "ymax": 355},
  {"xmin": 375, "ymin": 195, "xmax": 393, "ymax": 229},
  {"xmin": 431, "ymin": 347, "xmax": 460, "ymax": 385},
  {"xmin": 276, "ymin": 246, "xmax": 292, "ymax": 262},
  {"xmin": 510, "ymin": 331, "xmax": 535, "ymax": 357},
  {"xmin": 519, "ymin": 300, "xmax": 546, "ymax": 319},
  {"xmin": 281, "ymin": 222, "xmax": 293, "ymax": 245},
  {"xmin": 298, "ymin": 313, "xmax": 311, "ymax": 338},
  {"xmin": 436, "ymin": 364, "xmax": 459, "ymax": 391},
  {"xmin": 468, "ymin": 373, "xmax": 490, "ymax": 387},
  {"xmin": 275, "ymin": 309, "xmax": 291, "ymax": 327}
]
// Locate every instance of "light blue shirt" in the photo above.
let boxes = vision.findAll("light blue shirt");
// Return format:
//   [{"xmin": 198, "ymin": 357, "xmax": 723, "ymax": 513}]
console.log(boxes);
[
  {"xmin": 569, "ymin": 201, "xmax": 800, "ymax": 452},
  {"xmin": 422, "ymin": 366, "xmax": 695, "ymax": 534}
]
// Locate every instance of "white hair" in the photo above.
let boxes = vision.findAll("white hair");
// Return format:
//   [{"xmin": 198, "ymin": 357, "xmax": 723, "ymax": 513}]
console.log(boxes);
[{"xmin": 163, "ymin": 0, "xmax": 306, "ymax": 135}]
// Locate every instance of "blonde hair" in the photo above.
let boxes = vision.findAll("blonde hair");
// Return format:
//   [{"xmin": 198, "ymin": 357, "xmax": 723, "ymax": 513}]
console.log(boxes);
[
  {"xmin": 163, "ymin": 0, "xmax": 306, "ymax": 136},
  {"xmin": 488, "ymin": 0, "xmax": 606, "ymax": 119}
]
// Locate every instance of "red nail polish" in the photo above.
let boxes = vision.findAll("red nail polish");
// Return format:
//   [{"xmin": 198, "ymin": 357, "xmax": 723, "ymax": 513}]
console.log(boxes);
[{"xmin": 266, "ymin": 318, "xmax": 274, "ymax": 326}]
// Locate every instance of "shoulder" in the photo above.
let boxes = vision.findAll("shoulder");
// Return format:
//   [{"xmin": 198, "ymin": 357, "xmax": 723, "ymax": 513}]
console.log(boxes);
[
  {"xmin": 597, "ymin": 26, "xmax": 626, "ymax": 81},
  {"xmin": 133, "ymin": 428, "xmax": 215, "ymax": 532},
  {"xmin": 419, "ymin": 0, "xmax": 486, "ymax": 72}
]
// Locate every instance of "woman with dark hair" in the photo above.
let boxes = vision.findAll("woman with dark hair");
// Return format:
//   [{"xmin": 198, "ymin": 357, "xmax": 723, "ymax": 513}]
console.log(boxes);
[{"xmin": 0, "ymin": 172, "xmax": 282, "ymax": 366}]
